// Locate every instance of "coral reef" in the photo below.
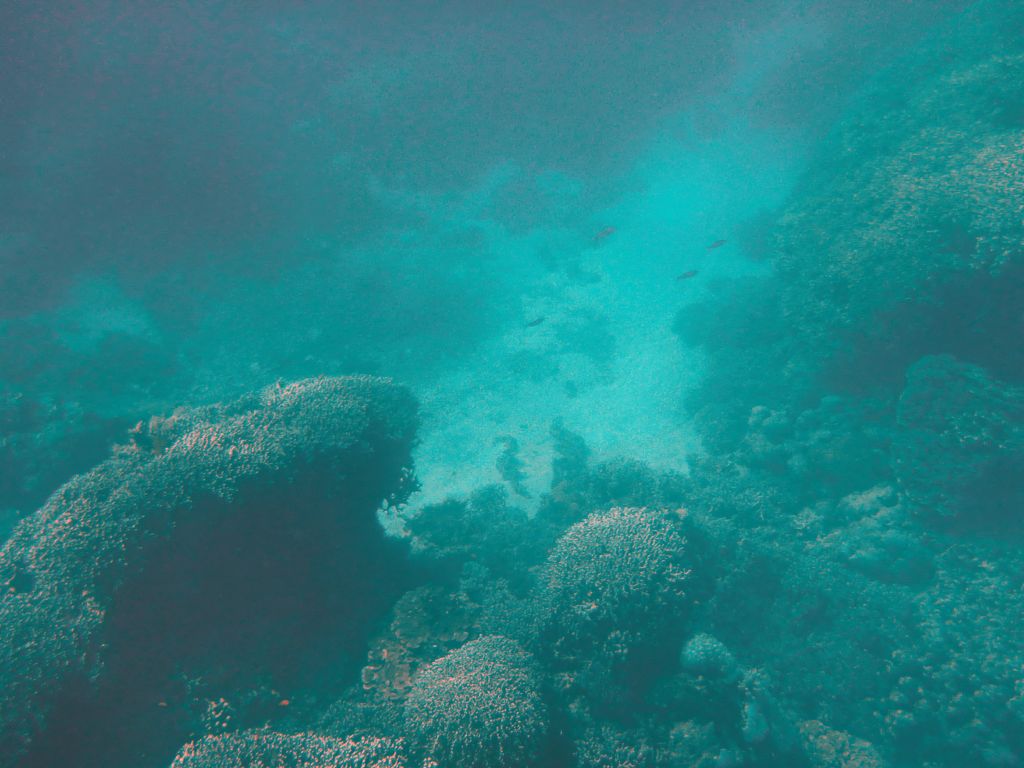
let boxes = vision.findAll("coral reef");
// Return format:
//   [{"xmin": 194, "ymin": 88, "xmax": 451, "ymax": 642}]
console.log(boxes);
[
  {"xmin": 768, "ymin": 7, "xmax": 1024, "ymax": 388},
  {"xmin": 170, "ymin": 729, "xmax": 407, "ymax": 768},
  {"xmin": 405, "ymin": 485, "xmax": 538, "ymax": 579},
  {"xmin": 0, "ymin": 376, "xmax": 418, "ymax": 767},
  {"xmin": 0, "ymin": 387, "xmax": 127, "ymax": 524},
  {"xmin": 680, "ymin": 633, "xmax": 741, "ymax": 682},
  {"xmin": 664, "ymin": 720, "xmax": 723, "ymax": 768},
  {"xmin": 539, "ymin": 507, "xmax": 689, "ymax": 706},
  {"xmin": 675, "ymin": 412, "xmax": 1024, "ymax": 765},
  {"xmin": 541, "ymin": 506, "xmax": 689, "ymax": 651},
  {"xmin": 574, "ymin": 722, "xmax": 659, "ymax": 768},
  {"xmin": 886, "ymin": 545, "xmax": 1024, "ymax": 765},
  {"xmin": 653, "ymin": 14, "xmax": 1024, "ymax": 763},
  {"xmin": 676, "ymin": 1, "xmax": 1024, "ymax": 433},
  {"xmin": 404, "ymin": 635, "xmax": 548, "ymax": 768},
  {"xmin": 893, "ymin": 354, "xmax": 1024, "ymax": 521},
  {"xmin": 4, "ymin": 4, "xmax": 1024, "ymax": 768},
  {"xmin": 799, "ymin": 720, "xmax": 886, "ymax": 768},
  {"xmin": 360, "ymin": 586, "xmax": 479, "ymax": 702}
]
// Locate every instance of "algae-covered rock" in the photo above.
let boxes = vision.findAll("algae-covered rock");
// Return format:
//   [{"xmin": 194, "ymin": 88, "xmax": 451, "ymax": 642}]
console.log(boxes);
[{"xmin": 893, "ymin": 355, "xmax": 1024, "ymax": 520}]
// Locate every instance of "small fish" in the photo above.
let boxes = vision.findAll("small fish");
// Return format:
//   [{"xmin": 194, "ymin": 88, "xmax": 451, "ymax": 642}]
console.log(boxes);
[
  {"xmin": 707, "ymin": 239, "xmax": 727, "ymax": 250},
  {"xmin": 525, "ymin": 316, "xmax": 547, "ymax": 328},
  {"xmin": 676, "ymin": 269, "xmax": 699, "ymax": 281},
  {"xmin": 593, "ymin": 226, "xmax": 616, "ymax": 243}
]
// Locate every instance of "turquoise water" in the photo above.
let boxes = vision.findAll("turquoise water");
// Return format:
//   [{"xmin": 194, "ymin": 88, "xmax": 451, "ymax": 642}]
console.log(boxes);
[{"xmin": 2, "ymin": 2, "xmax": 1023, "ymax": 766}]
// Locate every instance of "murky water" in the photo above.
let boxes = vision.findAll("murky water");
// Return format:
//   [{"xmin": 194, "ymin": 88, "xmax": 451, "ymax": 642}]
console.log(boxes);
[{"xmin": 2, "ymin": 2, "xmax": 1022, "ymax": 766}]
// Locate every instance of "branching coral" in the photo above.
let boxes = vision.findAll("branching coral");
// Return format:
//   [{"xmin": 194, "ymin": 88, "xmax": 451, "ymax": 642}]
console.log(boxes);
[
  {"xmin": 539, "ymin": 507, "xmax": 689, "ymax": 706},
  {"xmin": 0, "ymin": 376, "xmax": 418, "ymax": 767},
  {"xmin": 170, "ymin": 729, "xmax": 407, "ymax": 768},
  {"xmin": 404, "ymin": 635, "xmax": 547, "ymax": 768}
]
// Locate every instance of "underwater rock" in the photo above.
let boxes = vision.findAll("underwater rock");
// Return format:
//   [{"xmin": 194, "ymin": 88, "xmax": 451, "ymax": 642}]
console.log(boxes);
[
  {"xmin": 893, "ymin": 355, "xmax": 1024, "ymax": 521},
  {"xmin": 169, "ymin": 730, "xmax": 407, "ymax": 768},
  {"xmin": 0, "ymin": 376, "xmax": 418, "ymax": 767},
  {"xmin": 736, "ymin": 669, "xmax": 801, "ymax": 756},
  {"xmin": 653, "ymin": 656, "xmax": 803, "ymax": 766},
  {"xmin": 403, "ymin": 635, "xmax": 547, "ymax": 768},
  {"xmin": 740, "ymin": 697, "xmax": 770, "ymax": 745}
]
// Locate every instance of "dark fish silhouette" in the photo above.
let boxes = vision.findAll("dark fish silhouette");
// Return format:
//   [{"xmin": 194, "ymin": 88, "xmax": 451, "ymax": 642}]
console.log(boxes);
[
  {"xmin": 593, "ymin": 226, "xmax": 616, "ymax": 243},
  {"xmin": 525, "ymin": 316, "xmax": 547, "ymax": 328},
  {"xmin": 676, "ymin": 270, "xmax": 699, "ymax": 281},
  {"xmin": 707, "ymin": 239, "xmax": 727, "ymax": 250}
]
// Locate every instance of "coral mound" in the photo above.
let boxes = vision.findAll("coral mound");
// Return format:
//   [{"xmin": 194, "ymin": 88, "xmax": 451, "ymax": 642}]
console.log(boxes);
[
  {"xmin": 540, "ymin": 507, "xmax": 689, "ymax": 673},
  {"xmin": 404, "ymin": 635, "xmax": 547, "ymax": 768},
  {"xmin": 0, "ymin": 376, "xmax": 418, "ymax": 767}
]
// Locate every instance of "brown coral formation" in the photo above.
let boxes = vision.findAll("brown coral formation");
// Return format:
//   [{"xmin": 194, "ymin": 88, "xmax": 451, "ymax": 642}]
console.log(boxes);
[
  {"xmin": 0, "ymin": 376, "xmax": 418, "ymax": 767},
  {"xmin": 800, "ymin": 720, "xmax": 886, "ymax": 768},
  {"xmin": 361, "ymin": 586, "xmax": 479, "ymax": 701},
  {"xmin": 170, "ymin": 730, "xmax": 407, "ymax": 768}
]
